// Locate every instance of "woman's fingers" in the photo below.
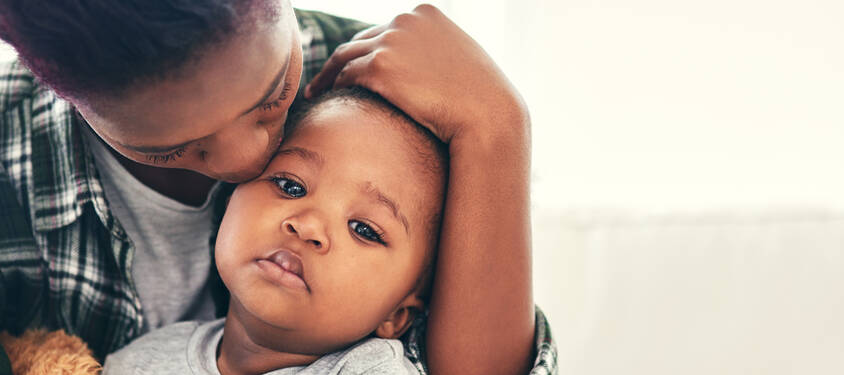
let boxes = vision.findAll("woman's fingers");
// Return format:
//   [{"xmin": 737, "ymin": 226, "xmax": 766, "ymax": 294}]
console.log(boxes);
[
  {"xmin": 351, "ymin": 23, "xmax": 388, "ymax": 41},
  {"xmin": 310, "ymin": 4, "xmax": 524, "ymax": 144},
  {"xmin": 305, "ymin": 35, "xmax": 379, "ymax": 98},
  {"xmin": 331, "ymin": 51, "xmax": 377, "ymax": 91}
]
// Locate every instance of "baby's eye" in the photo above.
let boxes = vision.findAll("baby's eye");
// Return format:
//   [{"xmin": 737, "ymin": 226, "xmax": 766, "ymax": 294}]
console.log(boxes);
[
  {"xmin": 349, "ymin": 221, "xmax": 386, "ymax": 245},
  {"xmin": 270, "ymin": 176, "xmax": 306, "ymax": 198}
]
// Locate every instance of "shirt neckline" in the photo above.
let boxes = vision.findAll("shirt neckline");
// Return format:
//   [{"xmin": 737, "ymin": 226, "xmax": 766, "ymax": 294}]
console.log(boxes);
[{"xmin": 81, "ymin": 122, "xmax": 221, "ymax": 214}]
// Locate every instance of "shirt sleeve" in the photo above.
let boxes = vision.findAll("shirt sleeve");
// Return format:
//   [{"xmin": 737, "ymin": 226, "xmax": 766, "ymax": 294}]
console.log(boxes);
[
  {"xmin": 358, "ymin": 359, "xmax": 418, "ymax": 375},
  {"xmin": 295, "ymin": 9, "xmax": 372, "ymax": 55},
  {"xmin": 0, "ymin": 162, "xmax": 44, "ymax": 334},
  {"xmin": 102, "ymin": 322, "xmax": 199, "ymax": 375},
  {"xmin": 293, "ymin": 9, "xmax": 372, "ymax": 88},
  {"xmin": 333, "ymin": 339, "xmax": 418, "ymax": 375},
  {"xmin": 400, "ymin": 306, "xmax": 559, "ymax": 375}
]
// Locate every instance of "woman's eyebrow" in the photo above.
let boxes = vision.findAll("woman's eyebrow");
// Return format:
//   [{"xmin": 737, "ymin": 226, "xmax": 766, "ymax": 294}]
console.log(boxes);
[{"xmin": 239, "ymin": 55, "xmax": 292, "ymax": 116}]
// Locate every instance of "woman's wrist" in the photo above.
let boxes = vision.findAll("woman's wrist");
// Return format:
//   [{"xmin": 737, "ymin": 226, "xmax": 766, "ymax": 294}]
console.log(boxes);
[{"xmin": 449, "ymin": 106, "xmax": 531, "ymax": 165}]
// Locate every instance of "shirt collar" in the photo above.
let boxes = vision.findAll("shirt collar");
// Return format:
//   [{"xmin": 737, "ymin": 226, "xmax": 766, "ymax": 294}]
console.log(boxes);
[{"xmin": 29, "ymin": 85, "xmax": 123, "ymax": 239}]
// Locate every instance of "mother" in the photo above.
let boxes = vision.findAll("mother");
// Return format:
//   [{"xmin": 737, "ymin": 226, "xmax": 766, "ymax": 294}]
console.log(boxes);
[{"xmin": 0, "ymin": 1, "xmax": 554, "ymax": 374}]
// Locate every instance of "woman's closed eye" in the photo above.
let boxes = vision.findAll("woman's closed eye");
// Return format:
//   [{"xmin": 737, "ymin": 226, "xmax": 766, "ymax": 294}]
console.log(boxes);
[
  {"xmin": 349, "ymin": 220, "xmax": 387, "ymax": 245},
  {"xmin": 270, "ymin": 175, "xmax": 307, "ymax": 198},
  {"xmin": 146, "ymin": 146, "xmax": 187, "ymax": 164},
  {"xmin": 260, "ymin": 82, "xmax": 293, "ymax": 112}
]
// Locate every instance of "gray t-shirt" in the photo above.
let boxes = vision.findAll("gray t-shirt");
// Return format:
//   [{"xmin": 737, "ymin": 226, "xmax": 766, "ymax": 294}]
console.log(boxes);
[
  {"xmin": 83, "ymin": 126, "xmax": 219, "ymax": 332},
  {"xmin": 103, "ymin": 319, "xmax": 419, "ymax": 375}
]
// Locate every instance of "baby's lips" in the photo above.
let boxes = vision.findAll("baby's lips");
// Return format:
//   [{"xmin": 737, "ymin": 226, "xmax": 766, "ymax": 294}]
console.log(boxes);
[{"xmin": 269, "ymin": 250, "xmax": 304, "ymax": 279}]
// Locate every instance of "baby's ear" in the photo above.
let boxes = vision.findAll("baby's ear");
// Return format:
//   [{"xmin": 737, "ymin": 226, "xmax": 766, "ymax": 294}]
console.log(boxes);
[{"xmin": 374, "ymin": 294, "xmax": 425, "ymax": 339}]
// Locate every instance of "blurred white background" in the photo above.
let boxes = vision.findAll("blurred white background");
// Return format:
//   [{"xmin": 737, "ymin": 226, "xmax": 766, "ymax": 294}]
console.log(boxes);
[
  {"xmin": 290, "ymin": 0, "xmax": 844, "ymax": 211},
  {"xmin": 4, "ymin": 1, "xmax": 844, "ymax": 373}
]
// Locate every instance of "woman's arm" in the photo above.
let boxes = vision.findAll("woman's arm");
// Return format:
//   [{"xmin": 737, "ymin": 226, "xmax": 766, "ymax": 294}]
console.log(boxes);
[
  {"xmin": 306, "ymin": 5, "xmax": 535, "ymax": 374},
  {"xmin": 425, "ymin": 100, "xmax": 535, "ymax": 375}
]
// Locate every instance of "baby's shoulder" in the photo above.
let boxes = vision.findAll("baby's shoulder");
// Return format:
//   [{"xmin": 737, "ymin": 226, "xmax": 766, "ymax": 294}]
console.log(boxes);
[
  {"xmin": 102, "ymin": 320, "xmax": 217, "ymax": 375},
  {"xmin": 317, "ymin": 338, "xmax": 418, "ymax": 375},
  {"xmin": 123, "ymin": 320, "xmax": 204, "ymax": 353}
]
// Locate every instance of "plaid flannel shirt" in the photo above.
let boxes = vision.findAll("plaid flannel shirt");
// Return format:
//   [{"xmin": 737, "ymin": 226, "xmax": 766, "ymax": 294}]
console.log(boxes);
[{"xmin": 0, "ymin": 9, "xmax": 557, "ymax": 374}]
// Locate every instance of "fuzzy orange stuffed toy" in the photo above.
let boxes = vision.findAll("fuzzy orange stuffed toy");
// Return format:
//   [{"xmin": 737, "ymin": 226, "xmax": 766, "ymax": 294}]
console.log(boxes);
[{"xmin": 0, "ymin": 329, "xmax": 101, "ymax": 375}]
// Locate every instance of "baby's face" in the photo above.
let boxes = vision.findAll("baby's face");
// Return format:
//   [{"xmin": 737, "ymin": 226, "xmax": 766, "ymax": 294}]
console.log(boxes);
[{"xmin": 215, "ymin": 100, "xmax": 437, "ymax": 355}]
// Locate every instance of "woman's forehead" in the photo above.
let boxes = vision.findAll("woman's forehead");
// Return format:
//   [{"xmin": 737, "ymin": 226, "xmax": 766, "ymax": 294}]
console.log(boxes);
[{"xmin": 80, "ymin": 14, "xmax": 299, "ymax": 146}]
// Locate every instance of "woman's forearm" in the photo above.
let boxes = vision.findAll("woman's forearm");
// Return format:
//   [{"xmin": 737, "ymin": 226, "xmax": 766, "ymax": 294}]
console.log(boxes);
[
  {"xmin": 302, "ymin": 5, "xmax": 537, "ymax": 371},
  {"xmin": 426, "ymin": 106, "xmax": 535, "ymax": 375}
]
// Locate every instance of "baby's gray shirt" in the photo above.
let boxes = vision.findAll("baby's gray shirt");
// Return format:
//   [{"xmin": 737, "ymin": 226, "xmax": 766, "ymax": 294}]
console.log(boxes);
[{"xmin": 103, "ymin": 319, "xmax": 419, "ymax": 375}]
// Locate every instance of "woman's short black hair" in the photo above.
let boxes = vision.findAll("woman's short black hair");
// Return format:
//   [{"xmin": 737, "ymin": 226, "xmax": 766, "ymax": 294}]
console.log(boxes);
[{"xmin": 0, "ymin": 0, "xmax": 280, "ymax": 99}]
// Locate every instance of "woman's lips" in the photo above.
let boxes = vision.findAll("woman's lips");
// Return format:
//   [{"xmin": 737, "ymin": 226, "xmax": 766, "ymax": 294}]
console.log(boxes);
[{"xmin": 256, "ymin": 250, "xmax": 309, "ymax": 292}]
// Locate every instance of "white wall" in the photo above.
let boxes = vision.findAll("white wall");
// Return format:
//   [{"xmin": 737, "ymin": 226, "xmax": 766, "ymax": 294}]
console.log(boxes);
[
  {"xmin": 431, "ymin": 0, "xmax": 844, "ymax": 212},
  {"xmin": 537, "ymin": 209, "xmax": 844, "ymax": 375},
  {"xmin": 0, "ymin": 43, "xmax": 13, "ymax": 62}
]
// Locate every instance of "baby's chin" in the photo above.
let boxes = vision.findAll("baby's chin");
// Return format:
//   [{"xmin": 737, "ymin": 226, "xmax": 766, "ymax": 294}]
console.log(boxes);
[{"xmin": 230, "ymin": 300, "xmax": 378, "ymax": 356}]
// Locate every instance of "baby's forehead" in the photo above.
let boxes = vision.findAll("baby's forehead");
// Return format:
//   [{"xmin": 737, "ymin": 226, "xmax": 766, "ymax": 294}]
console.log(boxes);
[
  {"xmin": 283, "ymin": 88, "xmax": 446, "ymax": 213},
  {"xmin": 288, "ymin": 110, "xmax": 436, "ymax": 208},
  {"xmin": 298, "ymin": 98, "xmax": 418, "ymax": 139},
  {"xmin": 293, "ymin": 99, "xmax": 440, "ymax": 168}
]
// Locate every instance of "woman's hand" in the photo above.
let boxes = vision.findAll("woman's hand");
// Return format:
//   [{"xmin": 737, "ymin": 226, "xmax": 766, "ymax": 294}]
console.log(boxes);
[{"xmin": 305, "ymin": 4, "xmax": 528, "ymax": 145}]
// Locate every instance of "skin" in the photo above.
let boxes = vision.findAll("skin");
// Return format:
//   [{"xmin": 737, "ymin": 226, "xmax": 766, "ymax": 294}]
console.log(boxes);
[
  {"xmin": 309, "ymin": 7, "xmax": 536, "ymax": 374},
  {"xmin": 69, "ymin": 1, "xmax": 533, "ymax": 373},
  {"xmin": 214, "ymin": 100, "xmax": 440, "ymax": 375},
  {"xmin": 75, "ymin": 0, "xmax": 303, "ymax": 202}
]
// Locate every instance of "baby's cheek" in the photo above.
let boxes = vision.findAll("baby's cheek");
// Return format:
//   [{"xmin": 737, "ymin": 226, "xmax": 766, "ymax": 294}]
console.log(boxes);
[{"xmin": 314, "ymin": 300, "xmax": 383, "ymax": 342}]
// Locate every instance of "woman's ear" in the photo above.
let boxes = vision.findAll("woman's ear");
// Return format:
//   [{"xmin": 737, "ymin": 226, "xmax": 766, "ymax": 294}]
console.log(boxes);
[{"xmin": 374, "ymin": 294, "xmax": 425, "ymax": 339}]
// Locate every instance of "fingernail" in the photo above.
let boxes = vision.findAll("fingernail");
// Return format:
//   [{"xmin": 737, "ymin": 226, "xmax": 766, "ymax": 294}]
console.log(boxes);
[{"xmin": 304, "ymin": 84, "xmax": 312, "ymax": 98}]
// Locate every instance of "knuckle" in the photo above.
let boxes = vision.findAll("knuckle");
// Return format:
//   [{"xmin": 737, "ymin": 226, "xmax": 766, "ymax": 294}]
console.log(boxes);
[
  {"xmin": 369, "ymin": 49, "xmax": 390, "ymax": 73},
  {"xmin": 352, "ymin": 26, "xmax": 373, "ymax": 40},
  {"xmin": 378, "ymin": 30, "xmax": 401, "ymax": 45},
  {"xmin": 325, "ymin": 50, "xmax": 346, "ymax": 69},
  {"xmin": 333, "ymin": 42, "xmax": 350, "ymax": 57},
  {"xmin": 413, "ymin": 3, "xmax": 441, "ymax": 15},
  {"xmin": 324, "ymin": 53, "xmax": 339, "ymax": 68},
  {"xmin": 391, "ymin": 12, "xmax": 416, "ymax": 28}
]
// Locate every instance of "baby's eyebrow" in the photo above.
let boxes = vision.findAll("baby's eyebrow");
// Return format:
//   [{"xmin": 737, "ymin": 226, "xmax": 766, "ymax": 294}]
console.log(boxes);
[
  {"xmin": 361, "ymin": 182, "xmax": 410, "ymax": 235},
  {"xmin": 276, "ymin": 147, "xmax": 324, "ymax": 168}
]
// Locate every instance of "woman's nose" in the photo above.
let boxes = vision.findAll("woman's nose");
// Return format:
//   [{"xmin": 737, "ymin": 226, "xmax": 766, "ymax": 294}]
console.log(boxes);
[
  {"xmin": 282, "ymin": 214, "xmax": 329, "ymax": 253},
  {"xmin": 202, "ymin": 124, "xmax": 270, "ymax": 180}
]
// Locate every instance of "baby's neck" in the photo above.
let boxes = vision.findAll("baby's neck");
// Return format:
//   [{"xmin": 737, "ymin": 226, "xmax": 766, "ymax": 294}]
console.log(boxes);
[{"xmin": 217, "ymin": 312, "xmax": 320, "ymax": 375}]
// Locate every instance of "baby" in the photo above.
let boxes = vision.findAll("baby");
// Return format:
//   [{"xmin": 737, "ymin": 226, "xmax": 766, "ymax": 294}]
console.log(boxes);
[{"xmin": 103, "ymin": 87, "xmax": 447, "ymax": 374}]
